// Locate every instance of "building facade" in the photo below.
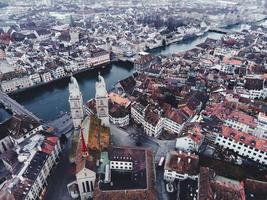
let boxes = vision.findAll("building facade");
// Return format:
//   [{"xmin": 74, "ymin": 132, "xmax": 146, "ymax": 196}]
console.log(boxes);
[
  {"xmin": 76, "ymin": 167, "xmax": 96, "ymax": 200},
  {"xmin": 1, "ymin": 76, "xmax": 33, "ymax": 93},
  {"xmin": 86, "ymin": 49, "xmax": 110, "ymax": 67},
  {"xmin": 131, "ymin": 102, "xmax": 184, "ymax": 137},
  {"xmin": 69, "ymin": 76, "xmax": 84, "ymax": 129},
  {"xmin": 95, "ymin": 74, "xmax": 110, "ymax": 127},
  {"xmin": 164, "ymin": 151, "xmax": 199, "ymax": 182}
]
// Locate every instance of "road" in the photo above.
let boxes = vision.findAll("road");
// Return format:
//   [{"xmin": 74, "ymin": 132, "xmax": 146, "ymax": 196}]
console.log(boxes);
[{"xmin": 0, "ymin": 90, "xmax": 41, "ymax": 122}]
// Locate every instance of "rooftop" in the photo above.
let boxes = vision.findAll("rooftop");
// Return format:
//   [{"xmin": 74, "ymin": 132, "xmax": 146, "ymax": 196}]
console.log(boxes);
[
  {"xmin": 164, "ymin": 150, "xmax": 199, "ymax": 175},
  {"xmin": 198, "ymin": 167, "xmax": 246, "ymax": 200},
  {"xmin": 22, "ymin": 151, "xmax": 48, "ymax": 181},
  {"xmin": 219, "ymin": 125, "xmax": 267, "ymax": 152},
  {"xmin": 108, "ymin": 92, "xmax": 131, "ymax": 107}
]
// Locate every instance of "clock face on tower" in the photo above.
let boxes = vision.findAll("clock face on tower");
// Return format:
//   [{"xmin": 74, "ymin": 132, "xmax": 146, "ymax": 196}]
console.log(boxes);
[{"xmin": 99, "ymin": 107, "xmax": 107, "ymax": 117}]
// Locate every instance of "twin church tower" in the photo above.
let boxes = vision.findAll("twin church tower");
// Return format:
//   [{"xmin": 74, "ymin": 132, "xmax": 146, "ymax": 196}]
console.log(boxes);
[{"xmin": 68, "ymin": 73, "xmax": 109, "ymax": 129}]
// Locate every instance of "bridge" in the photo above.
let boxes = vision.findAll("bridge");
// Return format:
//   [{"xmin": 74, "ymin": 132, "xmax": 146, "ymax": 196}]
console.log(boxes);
[
  {"xmin": 0, "ymin": 90, "xmax": 41, "ymax": 122},
  {"xmin": 209, "ymin": 28, "xmax": 232, "ymax": 34}
]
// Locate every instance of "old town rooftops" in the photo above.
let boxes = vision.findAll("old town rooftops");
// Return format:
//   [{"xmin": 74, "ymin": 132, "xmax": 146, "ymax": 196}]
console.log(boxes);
[
  {"xmin": 108, "ymin": 92, "xmax": 131, "ymax": 107},
  {"xmin": 0, "ymin": 178, "xmax": 35, "ymax": 200},
  {"xmin": 219, "ymin": 125, "xmax": 267, "ymax": 153},
  {"xmin": 198, "ymin": 167, "xmax": 245, "ymax": 200},
  {"xmin": 22, "ymin": 151, "xmax": 48, "ymax": 181},
  {"xmin": 164, "ymin": 150, "xmax": 199, "ymax": 175},
  {"xmin": 107, "ymin": 146, "xmax": 146, "ymax": 171},
  {"xmin": 203, "ymin": 100, "xmax": 257, "ymax": 128}
]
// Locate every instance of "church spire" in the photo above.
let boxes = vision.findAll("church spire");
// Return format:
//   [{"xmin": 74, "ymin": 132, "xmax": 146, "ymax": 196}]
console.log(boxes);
[{"xmin": 80, "ymin": 127, "xmax": 88, "ymax": 157}]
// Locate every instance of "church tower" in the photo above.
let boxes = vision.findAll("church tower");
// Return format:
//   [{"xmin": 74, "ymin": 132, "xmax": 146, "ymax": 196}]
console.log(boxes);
[
  {"xmin": 69, "ymin": 76, "xmax": 84, "ymax": 129},
  {"xmin": 95, "ymin": 73, "xmax": 110, "ymax": 127}
]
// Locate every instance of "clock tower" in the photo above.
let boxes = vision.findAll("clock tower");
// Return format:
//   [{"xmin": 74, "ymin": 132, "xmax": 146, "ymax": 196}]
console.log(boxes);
[{"xmin": 95, "ymin": 73, "xmax": 110, "ymax": 127}]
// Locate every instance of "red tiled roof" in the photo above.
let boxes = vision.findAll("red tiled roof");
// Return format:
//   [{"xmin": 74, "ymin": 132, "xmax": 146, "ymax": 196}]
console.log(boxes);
[{"xmin": 220, "ymin": 125, "xmax": 267, "ymax": 152}]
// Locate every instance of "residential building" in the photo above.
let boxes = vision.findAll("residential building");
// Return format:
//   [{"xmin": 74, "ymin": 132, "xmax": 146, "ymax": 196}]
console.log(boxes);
[
  {"xmin": 40, "ymin": 71, "xmax": 53, "ymax": 83},
  {"xmin": 1, "ymin": 76, "xmax": 33, "ymax": 93},
  {"xmin": 175, "ymin": 123, "xmax": 204, "ymax": 152},
  {"xmin": 0, "ymin": 114, "xmax": 43, "ymax": 144},
  {"xmin": 29, "ymin": 73, "xmax": 41, "ymax": 84},
  {"xmin": 53, "ymin": 67, "xmax": 66, "ymax": 78},
  {"xmin": 198, "ymin": 167, "xmax": 246, "ymax": 200},
  {"xmin": 131, "ymin": 102, "xmax": 187, "ymax": 137},
  {"xmin": 213, "ymin": 125, "xmax": 267, "ymax": 165},
  {"xmin": 86, "ymin": 49, "xmax": 110, "ymax": 67},
  {"xmin": 164, "ymin": 150, "xmax": 199, "ymax": 182},
  {"xmin": 0, "ymin": 132, "xmax": 61, "ymax": 200}
]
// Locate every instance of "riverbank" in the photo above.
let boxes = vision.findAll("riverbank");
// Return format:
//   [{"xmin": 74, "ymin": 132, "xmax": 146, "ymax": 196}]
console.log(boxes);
[
  {"xmin": 11, "ymin": 62, "xmax": 134, "ymax": 121},
  {"xmin": 7, "ymin": 63, "xmax": 112, "ymax": 96},
  {"xmin": 10, "ymin": 22, "xmax": 253, "ymax": 121}
]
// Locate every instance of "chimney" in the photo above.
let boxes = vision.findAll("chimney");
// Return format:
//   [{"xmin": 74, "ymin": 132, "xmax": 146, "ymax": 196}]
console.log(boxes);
[
  {"xmin": 188, "ymin": 158, "xmax": 191, "ymax": 164},
  {"xmin": 177, "ymin": 157, "xmax": 181, "ymax": 163}
]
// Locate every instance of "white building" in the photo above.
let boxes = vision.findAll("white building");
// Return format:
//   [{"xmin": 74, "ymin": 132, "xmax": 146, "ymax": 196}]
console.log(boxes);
[
  {"xmin": 76, "ymin": 165, "xmax": 96, "ymax": 200},
  {"xmin": 176, "ymin": 136, "xmax": 199, "ymax": 152},
  {"xmin": 53, "ymin": 67, "xmax": 66, "ymax": 78},
  {"xmin": 40, "ymin": 71, "xmax": 53, "ymax": 83},
  {"xmin": 109, "ymin": 113, "xmax": 130, "ymax": 127},
  {"xmin": 86, "ymin": 49, "xmax": 110, "ymax": 67},
  {"xmin": 131, "ymin": 102, "xmax": 164, "ymax": 137},
  {"xmin": 131, "ymin": 102, "xmax": 185, "ymax": 137},
  {"xmin": 256, "ymin": 112, "xmax": 267, "ymax": 140},
  {"xmin": 164, "ymin": 151, "xmax": 199, "ymax": 182},
  {"xmin": 1, "ymin": 76, "xmax": 33, "ymax": 92},
  {"xmin": 69, "ymin": 76, "xmax": 84, "ymax": 129},
  {"xmin": 213, "ymin": 125, "xmax": 267, "ymax": 166},
  {"xmin": 30, "ymin": 73, "xmax": 42, "ymax": 84},
  {"xmin": 95, "ymin": 74, "xmax": 109, "ymax": 127},
  {"xmin": 110, "ymin": 160, "xmax": 133, "ymax": 170},
  {"xmin": 0, "ymin": 133, "xmax": 61, "ymax": 200},
  {"xmin": 164, "ymin": 117, "xmax": 183, "ymax": 135}
]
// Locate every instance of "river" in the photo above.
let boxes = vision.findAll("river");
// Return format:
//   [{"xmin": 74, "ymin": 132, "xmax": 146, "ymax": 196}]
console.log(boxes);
[{"xmin": 10, "ymin": 31, "xmax": 233, "ymax": 121}]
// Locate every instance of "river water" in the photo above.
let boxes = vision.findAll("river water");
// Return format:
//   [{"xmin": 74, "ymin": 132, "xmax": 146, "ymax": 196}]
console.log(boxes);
[{"xmin": 10, "ymin": 31, "xmax": 229, "ymax": 121}]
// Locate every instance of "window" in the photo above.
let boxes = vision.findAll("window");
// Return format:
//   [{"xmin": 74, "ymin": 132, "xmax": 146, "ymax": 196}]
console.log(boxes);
[
  {"xmin": 86, "ymin": 181, "xmax": 90, "ymax": 192},
  {"xmin": 90, "ymin": 181, "xmax": 94, "ymax": 191},
  {"xmin": 1, "ymin": 142, "xmax": 7, "ymax": 152},
  {"xmin": 82, "ymin": 182, "xmax": 86, "ymax": 193}
]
